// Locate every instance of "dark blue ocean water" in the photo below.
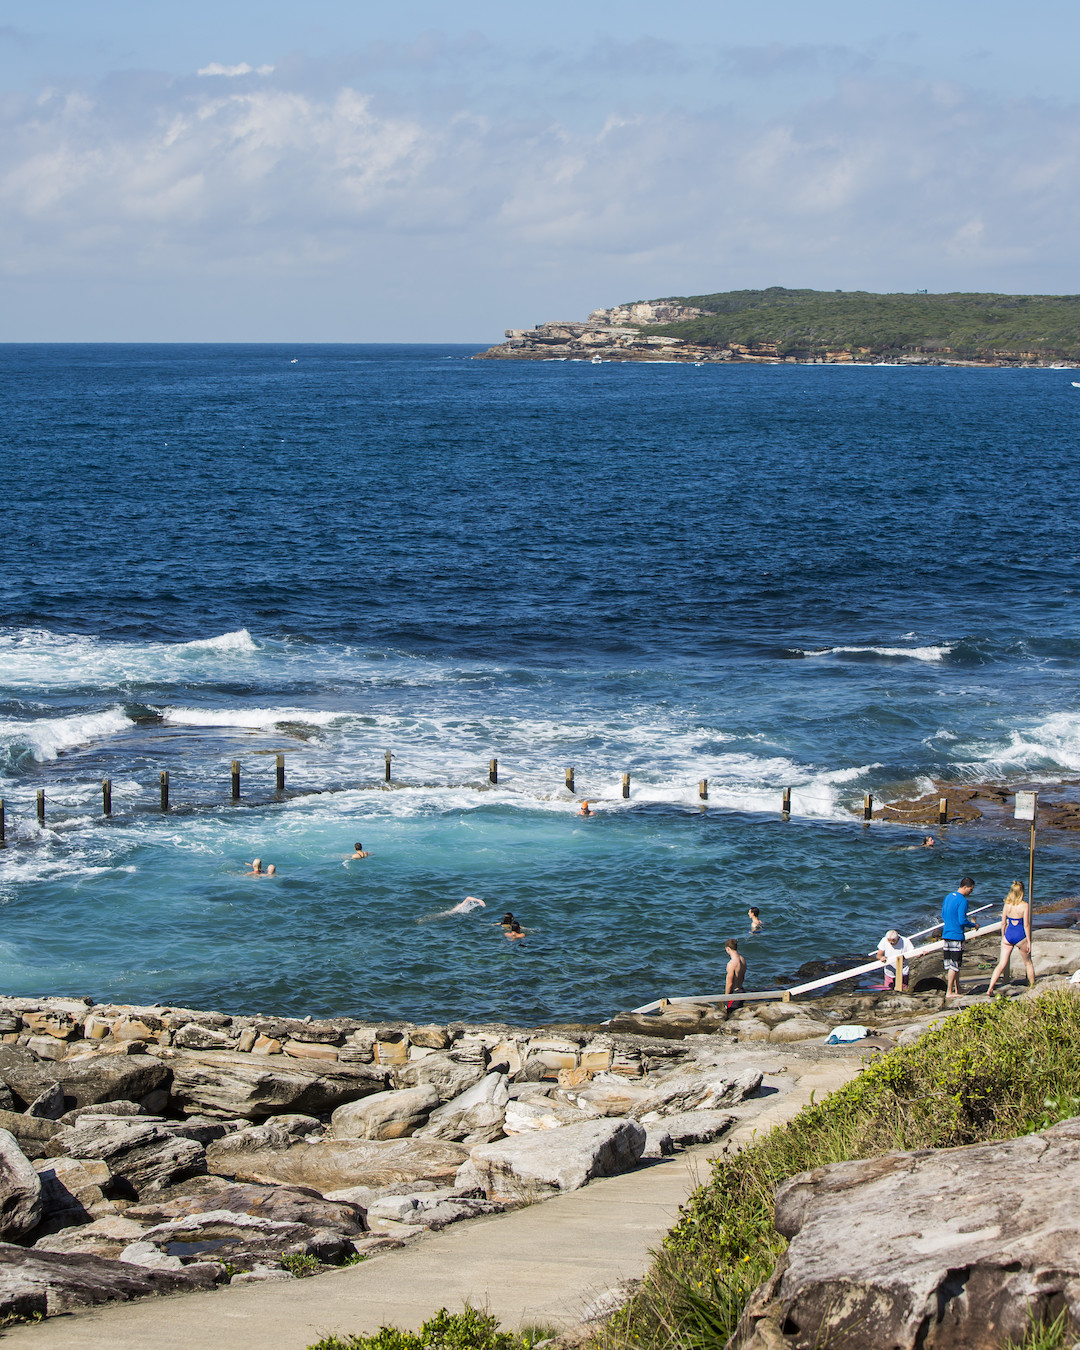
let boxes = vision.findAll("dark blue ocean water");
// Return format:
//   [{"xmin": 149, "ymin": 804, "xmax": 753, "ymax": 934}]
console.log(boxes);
[{"xmin": 1, "ymin": 344, "xmax": 1079, "ymax": 1021}]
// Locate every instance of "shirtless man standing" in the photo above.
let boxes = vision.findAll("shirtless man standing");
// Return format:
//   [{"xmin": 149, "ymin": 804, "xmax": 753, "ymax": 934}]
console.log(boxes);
[{"xmin": 725, "ymin": 938, "xmax": 746, "ymax": 1008}]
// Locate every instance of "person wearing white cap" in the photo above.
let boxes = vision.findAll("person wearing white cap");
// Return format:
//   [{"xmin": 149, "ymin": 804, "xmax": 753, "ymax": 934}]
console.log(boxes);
[{"xmin": 876, "ymin": 929, "xmax": 915, "ymax": 991}]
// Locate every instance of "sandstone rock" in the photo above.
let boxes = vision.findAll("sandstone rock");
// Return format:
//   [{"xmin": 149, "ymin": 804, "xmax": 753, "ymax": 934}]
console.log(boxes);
[
  {"xmin": 503, "ymin": 1096, "xmax": 599, "ymax": 1135},
  {"xmin": 138, "ymin": 1210, "xmax": 355, "ymax": 1267},
  {"xmin": 203, "ymin": 1114, "xmax": 322, "ymax": 1164},
  {"xmin": 644, "ymin": 1066, "xmax": 763, "ymax": 1114},
  {"xmin": 35, "ymin": 1215, "xmax": 148, "ymax": 1259},
  {"xmin": 410, "ymin": 1026, "xmax": 450, "ymax": 1050},
  {"xmin": 59, "ymin": 1100, "xmax": 144, "ymax": 1126},
  {"xmin": 562, "ymin": 1077, "xmax": 656, "ymax": 1117},
  {"xmin": 0, "ymin": 1242, "xmax": 221, "ymax": 1316},
  {"xmin": 169, "ymin": 1050, "xmax": 386, "ymax": 1120},
  {"xmin": 173, "ymin": 1024, "xmax": 235, "ymax": 1051},
  {"xmin": 48, "ymin": 1119, "xmax": 205, "ymax": 1198},
  {"xmin": 230, "ymin": 1263, "xmax": 292, "ymax": 1283},
  {"xmin": 252, "ymin": 1035, "xmax": 282, "ymax": 1054},
  {"xmin": 26, "ymin": 1035, "xmax": 70, "ymax": 1062},
  {"xmin": 416, "ymin": 1073, "xmax": 509, "ymax": 1144},
  {"xmin": 331, "ymin": 1086, "xmax": 441, "ymax": 1141},
  {"xmin": 0, "ymin": 1048, "xmax": 170, "ymax": 1113},
  {"xmin": 0, "ymin": 1130, "xmax": 43, "ymax": 1239},
  {"xmin": 641, "ymin": 1127, "xmax": 674, "ymax": 1159},
  {"xmin": 21, "ymin": 1011, "xmax": 80, "ymax": 1041},
  {"xmin": 34, "ymin": 1156, "xmax": 115, "ymax": 1229},
  {"xmin": 0, "ymin": 1107, "xmax": 63, "ymax": 1159},
  {"xmin": 117, "ymin": 1239, "xmax": 184, "ymax": 1270},
  {"xmin": 394, "ymin": 1052, "xmax": 486, "ymax": 1102},
  {"xmin": 27, "ymin": 1084, "xmax": 66, "ymax": 1120},
  {"xmin": 732, "ymin": 1116, "xmax": 1080, "ymax": 1350},
  {"xmin": 283, "ymin": 1040, "xmax": 339, "ymax": 1062},
  {"xmin": 768, "ymin": 1016, "xmax": 830, "ymax": 1044},
  {"xmin": 366, "ymin": 1191, "xmax": 501, "ymax": 1229},
  {"xmin": 236, "ymin": 1028, "xmax": 257, "ymax": 1053},
  {"xmin": 644, "ymin": 1110, "xmax": 734, "ymax": 1145},
  {"xmin": 209, "ymin": 1138, "xmax": 469, "ymax": 1192},
  {"xmin": 126, "ymin": 1179, "xmax": 365, "ymax": 1234},
  {"xmin": 468, "ymin": 1118, "xmax": 646, "ymax": 1200}
]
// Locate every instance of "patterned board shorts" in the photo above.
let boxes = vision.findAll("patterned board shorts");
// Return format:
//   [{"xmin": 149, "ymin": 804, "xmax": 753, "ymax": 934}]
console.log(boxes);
[{"xmin": 943, "ymin": 939, "xmax": 964, "ymax": 973}]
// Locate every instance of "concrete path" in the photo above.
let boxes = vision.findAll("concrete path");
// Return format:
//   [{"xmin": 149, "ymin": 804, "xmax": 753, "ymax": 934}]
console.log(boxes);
[{"xmin": 3, "ymin": 1057, "xmax": 862, "ymax": 1350}]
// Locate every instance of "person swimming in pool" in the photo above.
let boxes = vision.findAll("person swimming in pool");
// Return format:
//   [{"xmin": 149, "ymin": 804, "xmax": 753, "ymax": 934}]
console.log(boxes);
[
  {"xmin": 349, "ymin": 842, "xmax": 369, "ymax": 859},
  {"xmin": 505, "ymin": 920, "xmax": 525, "ymax": 940},
  {"xmin": 245, "ymin": 859, "xmax": 264, "ymax": 875}
]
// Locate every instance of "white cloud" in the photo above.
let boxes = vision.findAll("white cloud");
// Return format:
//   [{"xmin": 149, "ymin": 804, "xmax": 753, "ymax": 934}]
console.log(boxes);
[
  {"xmin": 197, "ymin": 62, "xmax": 274, "ymax": 77},
  {"xmin": 1, "ymin": 60, "xmax": 1080, "ymax": 336}
]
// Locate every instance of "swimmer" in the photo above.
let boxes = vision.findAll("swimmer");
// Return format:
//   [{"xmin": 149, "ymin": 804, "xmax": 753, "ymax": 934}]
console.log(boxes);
[
  {"xmin": 447, "ymin": 896, "xmax": 486, "ymax": 914},
  {"xmin": 505, "ymin": 920, "xmax": 525, "ymax": 940},
  {"xmin": 725, "ymin": 938, "xmax": 746, "ymax": 1009},
  {"xmin": 498, "ymin": 912, "xmax": 515, "ymax": 927},
  {"xmin": 265, "ymin": 864, "xmax": 276, "ymax": 877},
  {"xmin": 923, "ymin": 836, "xmax": 935, "ymax": 847},
  {"xmin": 579, "ymin": 801, "xmax": 592, "ymax": 817},
  {"xmin": 245, "ymin": 859, "xmax": 263, "ymax": 875},
  {"xmin": 748, "ymin": 907, "xmax": 763, "ymax": 933},
  {"xmin": 349, "ymin": 842, "xmax": 369, "ymax": 859}
]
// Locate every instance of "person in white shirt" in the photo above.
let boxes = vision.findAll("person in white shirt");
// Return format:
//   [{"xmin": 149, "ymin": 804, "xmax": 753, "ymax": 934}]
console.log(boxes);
[{"xmin": 876, "ymin": 929, "xmax": 915, "ymax": 991}]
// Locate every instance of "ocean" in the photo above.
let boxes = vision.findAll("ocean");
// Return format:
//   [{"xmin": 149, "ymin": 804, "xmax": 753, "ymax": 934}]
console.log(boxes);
[{"xmin": 1, "ymin": 344, "xmax": 1078, "ymax": 1023}]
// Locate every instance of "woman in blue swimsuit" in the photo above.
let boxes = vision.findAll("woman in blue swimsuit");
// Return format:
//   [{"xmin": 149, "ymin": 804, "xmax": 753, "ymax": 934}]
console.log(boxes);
[{"xmin": 986, "ymin": 881, "xmax": 1036, "ymax": 994}]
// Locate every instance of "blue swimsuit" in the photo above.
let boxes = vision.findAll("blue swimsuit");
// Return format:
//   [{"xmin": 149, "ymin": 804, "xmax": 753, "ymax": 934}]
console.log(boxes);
[{"xmin": 1004, "ymin": 914, "xmax": 1026, "ymax": 945}]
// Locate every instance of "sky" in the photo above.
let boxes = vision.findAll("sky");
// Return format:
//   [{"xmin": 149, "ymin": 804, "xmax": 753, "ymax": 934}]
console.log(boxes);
[{"xmin": 1, "ymin": 1, "xmax": 1079, "ymax": 340}]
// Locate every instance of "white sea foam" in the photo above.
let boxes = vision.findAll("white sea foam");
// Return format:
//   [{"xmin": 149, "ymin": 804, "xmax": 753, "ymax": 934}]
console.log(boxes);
[
  {"xmin": 174, "ymin": 629, "xmax": 258, "ymax": 654},
  {"xmin": 797, "ymin": 645, "xmax": 952, "ymax": 662},
  {"xmin": 162, "ymin": 707, "xmax": 341, "ymax": 730},
  {"xmin": 0, "ymin": 708, "xmax": 132, "ymax": 763}
]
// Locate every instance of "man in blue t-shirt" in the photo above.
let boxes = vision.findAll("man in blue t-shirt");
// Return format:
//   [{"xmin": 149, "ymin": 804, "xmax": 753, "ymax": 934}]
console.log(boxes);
[{"xmin": 941, "ymin": 876, "xmax": 979, "ymax": 999}]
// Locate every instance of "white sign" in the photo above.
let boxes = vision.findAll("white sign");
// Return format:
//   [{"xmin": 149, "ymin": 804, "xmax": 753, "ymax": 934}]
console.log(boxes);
[{"xmin": 1014, "ymin": 790, "xmax": 1038, "ymax": 822}]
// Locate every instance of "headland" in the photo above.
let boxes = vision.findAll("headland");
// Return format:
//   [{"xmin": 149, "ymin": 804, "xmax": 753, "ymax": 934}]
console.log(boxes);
[{"xmin": 475, "ymin": 288, "xmax": 1080, "ymax": 366}]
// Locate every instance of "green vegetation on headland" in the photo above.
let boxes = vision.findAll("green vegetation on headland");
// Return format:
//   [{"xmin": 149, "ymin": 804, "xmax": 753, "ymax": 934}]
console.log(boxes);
[
  {"xmin": 641, "ymin": 287, "xmax": 1080, "ymax": 362},
  {"xmin": 601, "ymin": 990, "xmax": 1080, "ymax": 1350}
]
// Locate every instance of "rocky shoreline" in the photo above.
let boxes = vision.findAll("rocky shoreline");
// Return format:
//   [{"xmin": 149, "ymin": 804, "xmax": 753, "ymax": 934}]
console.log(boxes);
[
  {"xmin": 474, "ymin": 304, "xmax": 1079, "ymax": 368},
  {"xmin": 1, "ymin": 929, "xmax": 1079, "ymax": 1325}
]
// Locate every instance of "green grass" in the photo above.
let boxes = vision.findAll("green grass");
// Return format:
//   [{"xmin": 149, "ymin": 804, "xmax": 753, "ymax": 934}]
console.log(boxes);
[
  {"xmin": 308, "ymin": 1307, "xmax": 527, "ymax": 1350},
  {"xmin": 635, "ymin": 287, "xmax": 1080, "ymax": 360},
  {"xmin": 280, "ymin": 1252, "xmax": 322, "ymax": 1278},
  {"xmin": 600, "ymin": 990, "xmax": 1080, "ymax": 1350}
]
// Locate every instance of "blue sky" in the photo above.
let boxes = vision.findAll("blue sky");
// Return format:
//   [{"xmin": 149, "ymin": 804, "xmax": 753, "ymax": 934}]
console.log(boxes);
[{"xmin": 1, "ymin": 2, "xmax": 1078, "ymax": 339}]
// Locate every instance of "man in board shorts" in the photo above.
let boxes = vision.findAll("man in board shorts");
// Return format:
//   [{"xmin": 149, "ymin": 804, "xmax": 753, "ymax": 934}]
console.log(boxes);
[{"xmin": 941, "ymin": 876, "xmax": 979, "ymax": 999}]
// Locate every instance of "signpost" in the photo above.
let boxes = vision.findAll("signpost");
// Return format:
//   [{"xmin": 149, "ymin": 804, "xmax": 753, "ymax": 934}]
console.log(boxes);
[{"xmin": 1014, "ymin": 790, "xmax": 1038, "ymax": 951}]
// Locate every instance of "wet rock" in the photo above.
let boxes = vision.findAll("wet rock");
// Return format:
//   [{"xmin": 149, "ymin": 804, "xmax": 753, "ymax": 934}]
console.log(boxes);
[
  {"xmin": 732, "ymin": 1116, "xmax": 1080, "ymax": 1350},
  {"xmin": 331, "ymin": 1086, "xmax": 442, "ymax": 1141},
  {"xmin": 209, "ymin": 1137, "xmax": 470, "ymax": 1192},
  {"xmin": 467, "ymin": 1118, "xmax": 646, "ymax": 1200},
  {"xmin": 0, "ymin": 1129, "xmax": 43, "ymax": 1239},
  {"xmin": 47, "ymin": 1118, "xmax": 205, "ymax": 1198},
  {"xmin": 168, "ymin": 1050, "xmax": 387, "ymax": 1120},
  {"xmin": 126, "ymin": 1179, "xmax": 365, "ymax": 1234},
  {"xmin": 416, "ymin": 1073, "xmax": 509, "ymax": 1144},
  {"xmin": 0, "ymin": 1242, "xmax": 222, "ymax": 1317}
]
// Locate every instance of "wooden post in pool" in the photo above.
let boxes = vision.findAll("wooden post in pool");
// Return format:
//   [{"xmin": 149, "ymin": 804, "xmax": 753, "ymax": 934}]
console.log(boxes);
[
  {"xmin": 36, "ymin": 790, "xmax": 44, "ymax": 826},
  {"xmin": 782, "ymin": 787, "xmax": 791, "ymax": 818},
  {"xmin": 699, "ymin": 779, "xmax": 708, "ymax": 801},
  {"xmin": 276, "ymin": 754, "xmax": 285, "ymax": 792},
  {"xmin": 938, "ymin": 797, "xmax": 948, "ymax": 825},
  {"xmin": 863, "ymin": 793, "xmax": 873, "ymax": 822},
  {"xmin": 102, "ymin": 780, "xmax": 112, "ymax": 816},
  {"xmin": 231, "ymin": 761, "xmax": 241, "ymax": 800},
  {"xmin": 160, "ymin": 771, "xmax": 169, "ymax": 812},
  {"xmin": 622, "ymin": 773, "xmax": 630, "ymax": 799},
  {"xmin": 565, "ymin": 766, "xmax": 575, "ymax": 793},
  {"xmin": 489, "ymin": 759, "xmax": 498, "ymax": 785},
  {"xmin": 384, "ymin": 752, "xmax": 392, "ymax": 784},
  {"xmin": 0, "ymin": 799, "xmax": 5, "ymax": 848}
]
